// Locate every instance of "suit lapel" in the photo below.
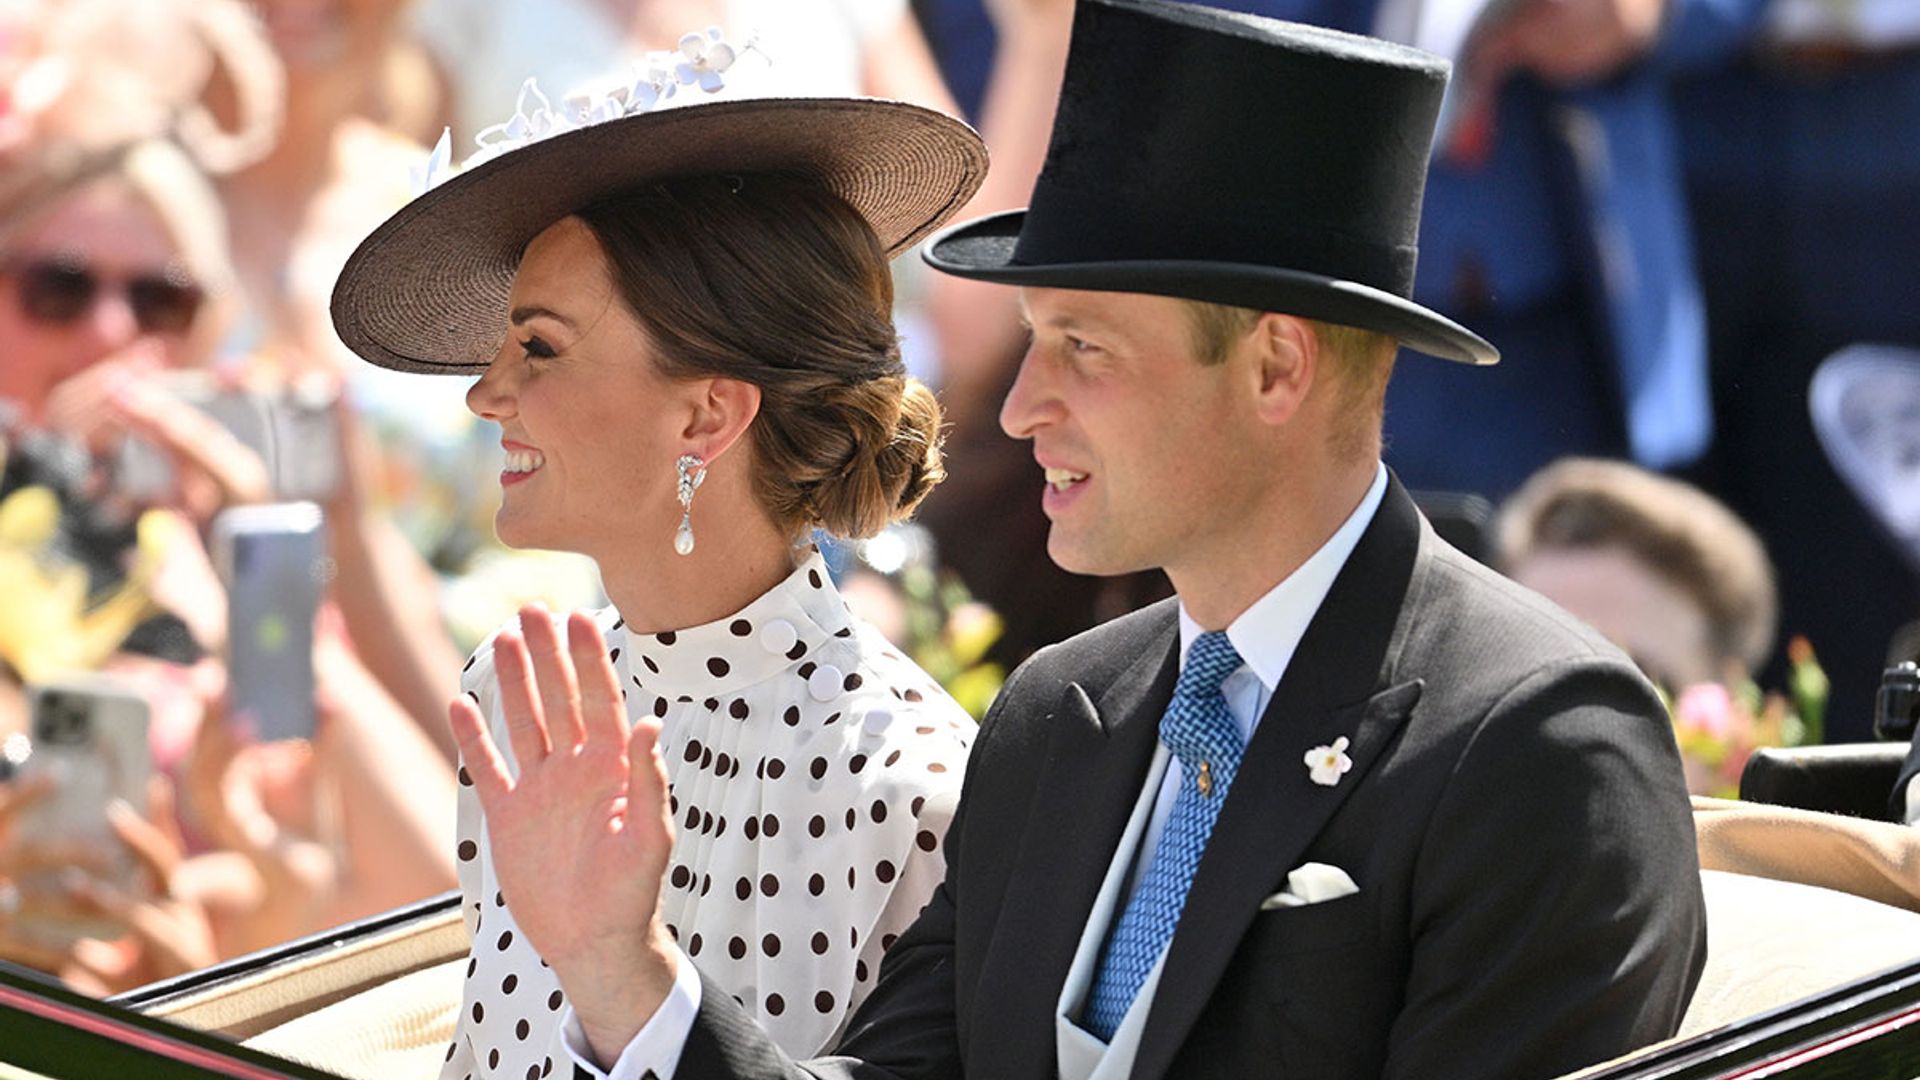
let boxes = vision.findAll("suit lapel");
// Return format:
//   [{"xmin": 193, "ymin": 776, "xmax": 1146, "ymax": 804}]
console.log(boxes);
[
  {"xmin": 1132, "ymin": 476, "xmax": 1431, "ymax": 1080},
  {"xmin": 968, "ymin": 610, "xmax": 1179, "ymax": 1079}
]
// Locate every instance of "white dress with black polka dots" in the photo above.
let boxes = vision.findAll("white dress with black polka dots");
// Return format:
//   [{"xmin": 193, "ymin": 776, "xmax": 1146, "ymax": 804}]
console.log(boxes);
[{"xmin": 440, "ymin": 551, "xmax": 974, "ymax": 1080}]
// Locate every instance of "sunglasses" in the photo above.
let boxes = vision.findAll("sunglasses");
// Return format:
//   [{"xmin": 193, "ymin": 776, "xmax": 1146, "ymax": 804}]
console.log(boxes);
[{"xmin": 0, "ymin": 255, "xmax": 205, "ymax": 335}]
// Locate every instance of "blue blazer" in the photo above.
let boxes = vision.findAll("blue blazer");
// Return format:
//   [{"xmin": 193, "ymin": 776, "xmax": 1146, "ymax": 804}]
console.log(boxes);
[{"xmin": 1565, "ymin": 0, "xmax": 1771, "ymax": 467}]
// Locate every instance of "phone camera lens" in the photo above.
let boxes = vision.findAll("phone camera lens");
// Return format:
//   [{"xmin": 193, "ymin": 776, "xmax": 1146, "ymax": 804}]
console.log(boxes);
[{"xmin": 39, "ymin": 694, "xmax": 92, "ymax": 746}]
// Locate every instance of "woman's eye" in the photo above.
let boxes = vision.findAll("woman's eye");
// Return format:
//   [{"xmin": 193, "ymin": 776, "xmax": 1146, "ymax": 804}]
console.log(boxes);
[
  {"xmin": 1066, "ymin": 335, "xmax": 1098, "ymax": 354},
  {"xmin": 521, "ymin": 336, "xmax": 556, "ymax": 359}
]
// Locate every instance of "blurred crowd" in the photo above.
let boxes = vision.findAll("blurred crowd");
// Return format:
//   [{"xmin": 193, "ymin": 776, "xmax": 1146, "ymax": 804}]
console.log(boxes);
[{"xmin": 0, "ymin": 0, "xmax": 1914, "ymax": 997}]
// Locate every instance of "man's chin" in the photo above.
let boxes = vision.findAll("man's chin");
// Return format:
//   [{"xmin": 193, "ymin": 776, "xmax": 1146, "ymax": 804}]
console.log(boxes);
[{"xmin": 1045, "ymin": 531, "xmax": 1149, "ymax": 579}]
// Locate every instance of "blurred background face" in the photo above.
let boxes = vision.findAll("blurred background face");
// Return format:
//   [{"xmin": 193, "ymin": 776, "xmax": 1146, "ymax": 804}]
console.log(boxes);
[
  {"xmin": 0, "ymin": 177, "xmax": 202, "ymax": 421},
  {"xmin": 247, "ymin": 0, "xmax": 399, "ymax": 77},
  {"xmin": 1507, "ymin": 543, "xmax": 1719, "ymax": 691}
]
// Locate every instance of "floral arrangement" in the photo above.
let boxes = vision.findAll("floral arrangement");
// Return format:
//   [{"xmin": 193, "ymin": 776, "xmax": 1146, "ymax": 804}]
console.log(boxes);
[{"xmin": 1668, "ymin": 637, "xmax": 1828, "ymax": 799}]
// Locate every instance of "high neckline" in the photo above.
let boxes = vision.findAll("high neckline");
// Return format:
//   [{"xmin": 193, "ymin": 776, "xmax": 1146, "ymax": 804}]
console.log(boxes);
[{"xmin": 611, "ymin": 548, "xmax": 855, "ymax": 699}]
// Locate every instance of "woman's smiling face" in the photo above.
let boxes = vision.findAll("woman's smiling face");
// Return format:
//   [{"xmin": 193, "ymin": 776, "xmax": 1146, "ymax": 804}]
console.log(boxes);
[{"xmin": 465, "ymin": 217, "xmax": 700, "ymax": 559}]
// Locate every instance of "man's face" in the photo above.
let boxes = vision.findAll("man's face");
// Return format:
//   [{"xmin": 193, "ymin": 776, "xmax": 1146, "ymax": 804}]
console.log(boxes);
[
  {"xmin": 999, "ymin": 287, "xmax": 1268, "ymax": 580},
  {"xmin": 1507, "ymin": 544, "xmax": 1719, "ymax": 691}
]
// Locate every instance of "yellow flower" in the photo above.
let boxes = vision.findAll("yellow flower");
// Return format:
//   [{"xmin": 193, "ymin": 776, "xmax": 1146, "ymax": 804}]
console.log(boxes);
[
  {"xmin": 0, "ymin": 485, "xmax": 59, "ymax": 547},
  {"xmin": 945, "ymin": 602, "xmax": 1003, "ymax": 671},
  {"xmin": 0, "ymin": 487, "xmax": 162, "ymax": 683}
]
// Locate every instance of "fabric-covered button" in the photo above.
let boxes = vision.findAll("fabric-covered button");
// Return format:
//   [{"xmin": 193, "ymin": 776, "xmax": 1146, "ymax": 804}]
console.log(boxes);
[
  {"xmin": 862, "ymin": 708, "xmax": 893, "ymax": 735},
  {"xmin": 759, "ymin": 619, "xmax": 799, "ymax": 656},
  {"xmin": 809, "ymin": 665, "xmax": 843, "ymax": 701}
]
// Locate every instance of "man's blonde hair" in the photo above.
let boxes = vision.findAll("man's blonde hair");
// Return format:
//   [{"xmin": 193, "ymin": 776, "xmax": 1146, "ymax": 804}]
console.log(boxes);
[{"xmin": 1183, "ymin": 299, "xmax": 1397, "ymax": 459}]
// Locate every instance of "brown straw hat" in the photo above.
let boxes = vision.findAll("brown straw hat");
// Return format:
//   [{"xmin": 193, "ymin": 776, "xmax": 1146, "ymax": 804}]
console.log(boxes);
[{"xmin": 331, "ymin": 95, "xmax": 987, "ymax": 374}]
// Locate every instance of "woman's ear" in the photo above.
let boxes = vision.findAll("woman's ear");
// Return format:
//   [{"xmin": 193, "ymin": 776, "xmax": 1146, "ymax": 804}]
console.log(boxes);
[
  {"xmin": 682, "ymin": 376, "xmax": 762, "ymax": 463},
  {"xmin": 1248, "ymin": 312, "xmax": 1316, "ymax": 428}
]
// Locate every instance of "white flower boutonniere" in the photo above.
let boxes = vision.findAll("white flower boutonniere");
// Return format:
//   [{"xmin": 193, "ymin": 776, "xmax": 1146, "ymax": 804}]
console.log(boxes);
[{"xmin": 1305, "ymin": 736, "xmax": 1353, "ymax": 787}]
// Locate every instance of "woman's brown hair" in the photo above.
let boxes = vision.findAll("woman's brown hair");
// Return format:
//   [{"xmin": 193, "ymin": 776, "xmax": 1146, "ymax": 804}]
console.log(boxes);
[
  {"xmin": 573, "ymin": 173, "xmax": 943, "ymax": 541},
  {"xmin": 1497, "ymin": 457, "xmax": 1778, "ymax": 673}
]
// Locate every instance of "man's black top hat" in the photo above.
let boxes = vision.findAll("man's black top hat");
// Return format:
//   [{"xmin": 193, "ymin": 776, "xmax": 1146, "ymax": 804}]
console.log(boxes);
[{"xmin": 924, "ymin": 0, "xmax": 1497, "ymax": 365}]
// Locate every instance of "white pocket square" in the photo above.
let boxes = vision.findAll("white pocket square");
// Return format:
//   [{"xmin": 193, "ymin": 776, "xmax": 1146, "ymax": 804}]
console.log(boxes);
[{"xmin": 1259, "ymin": 862, "xmax": 1359, "ymax": 909}]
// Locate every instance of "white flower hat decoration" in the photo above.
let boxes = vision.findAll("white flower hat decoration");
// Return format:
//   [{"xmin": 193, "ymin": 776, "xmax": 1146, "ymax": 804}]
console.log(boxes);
[
  {"xmin": 411, "ymin": 29, "xmax": 750, "ymax": 198},
  {"xmin": 674, "ymin": 28, "xmax": 738, "ymax": 91}
]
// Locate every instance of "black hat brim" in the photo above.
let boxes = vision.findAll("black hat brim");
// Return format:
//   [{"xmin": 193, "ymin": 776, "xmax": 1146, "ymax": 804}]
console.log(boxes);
[{"xmin": 924, "ymin": 209, "xmax": 1498, "ymax": 366}]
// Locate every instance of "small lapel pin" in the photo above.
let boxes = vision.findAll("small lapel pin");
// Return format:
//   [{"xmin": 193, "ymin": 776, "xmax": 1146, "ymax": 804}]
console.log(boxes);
[
  {"xmin": 1196, "ymin": 760, "xmax": 1215, "ymax": 797},
  {"xmin": 1305, "ymin": 736, "xmax": 1353, "ymax": 787}
]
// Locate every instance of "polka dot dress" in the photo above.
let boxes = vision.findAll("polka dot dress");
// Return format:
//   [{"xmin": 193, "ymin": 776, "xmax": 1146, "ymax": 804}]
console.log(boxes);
[{"xmin": 441, "ymin": 551, "xmax": 973, "ymax": 1079}]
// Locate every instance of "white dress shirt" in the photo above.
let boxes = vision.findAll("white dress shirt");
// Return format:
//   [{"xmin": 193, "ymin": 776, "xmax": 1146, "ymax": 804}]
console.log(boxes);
[{"xmin": 1055, "ymin": 464, "xmax": 1388, "ymax": 1080}]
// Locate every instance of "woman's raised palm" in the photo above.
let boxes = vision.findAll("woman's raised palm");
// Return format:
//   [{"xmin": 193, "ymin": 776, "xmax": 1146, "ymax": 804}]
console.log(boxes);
[{"xmin": 447, "ymin": 607, "xmax": 676, "ymax": 999}]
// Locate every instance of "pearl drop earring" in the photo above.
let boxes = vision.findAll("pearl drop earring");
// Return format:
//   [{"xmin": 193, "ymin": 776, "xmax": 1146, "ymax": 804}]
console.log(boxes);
[{"xmin": 674, "ymin": 454, "xmax": 707, "ymax": 556}]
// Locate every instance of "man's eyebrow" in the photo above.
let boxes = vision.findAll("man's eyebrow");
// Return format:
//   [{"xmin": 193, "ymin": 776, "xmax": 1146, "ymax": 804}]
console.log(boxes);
[
  {"xmin": 1030, "ymin": 310, "xmax": 1115, "ymax": 335},
  {"xmin": 509, "ymin": 305, "xmax": 577, "ymax": 329}
]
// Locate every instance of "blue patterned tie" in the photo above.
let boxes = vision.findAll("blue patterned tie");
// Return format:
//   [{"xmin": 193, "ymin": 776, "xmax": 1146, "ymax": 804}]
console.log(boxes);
[{"xmin": 1084, "ymin": 631, "xmax": 1246, "ymax": 1040}]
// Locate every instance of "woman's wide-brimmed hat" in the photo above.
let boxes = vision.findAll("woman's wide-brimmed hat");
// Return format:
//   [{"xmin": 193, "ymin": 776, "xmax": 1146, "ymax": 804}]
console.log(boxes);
[
  {"xmin": 923, "ymin": 0, "xmax": 1496, "ymax": 365},
  {"xmin": 332, "ymin": 55, "xmax": 988, "ymax": 375}
]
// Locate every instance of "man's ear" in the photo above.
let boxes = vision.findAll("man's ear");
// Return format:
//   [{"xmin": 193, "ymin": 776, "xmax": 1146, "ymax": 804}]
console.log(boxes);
[
  {"xmin": 682, "ymin": 376, "xmax": 762, "ymax": 463},
  {"xmin": 1248, "ymin": 312, "xmax": 1317, "ymax": 428}
]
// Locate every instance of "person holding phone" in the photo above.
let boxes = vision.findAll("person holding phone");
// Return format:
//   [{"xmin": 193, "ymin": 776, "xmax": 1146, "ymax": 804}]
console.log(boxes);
[{"xmin": 329, "ymin": 41, "xmax": 986, "ymax": 1078}]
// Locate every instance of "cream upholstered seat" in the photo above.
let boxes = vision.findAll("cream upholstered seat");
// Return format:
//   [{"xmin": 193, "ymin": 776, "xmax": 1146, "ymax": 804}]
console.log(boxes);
[
  {"xmin": 1560, "ymin": 797, "xmax": 1920, "ymax": 1077},
  {"xmin": 1676, "ymin": 797, "xmax": 1920, "ymax": 1037},
  {"xmin": 141, "ymin": 899, "xmax": 468, "ymax": 1080},
  {"xmin": 1679, "ymin": 868, "xmax": 1920, "ymax": 1039},
  {"xmin": 241, "ymin": 959, "xmax": 464, "ymax": 1080}
]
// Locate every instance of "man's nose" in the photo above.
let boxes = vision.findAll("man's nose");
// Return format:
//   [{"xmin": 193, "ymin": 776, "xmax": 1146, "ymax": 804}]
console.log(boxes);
[{"xmin": 999, "ymin": 344, "xmax": 1054, "ymax": 440}]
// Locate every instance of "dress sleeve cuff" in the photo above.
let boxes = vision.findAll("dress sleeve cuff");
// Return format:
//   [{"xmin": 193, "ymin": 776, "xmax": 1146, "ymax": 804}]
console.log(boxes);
[
  {"xmin": 556, "ymin": 947, "xmax": 703, "ymax": 1080},
  {"xmin": 1905, "ymin": 773, "xmax": 1920, "ymax": 827}
]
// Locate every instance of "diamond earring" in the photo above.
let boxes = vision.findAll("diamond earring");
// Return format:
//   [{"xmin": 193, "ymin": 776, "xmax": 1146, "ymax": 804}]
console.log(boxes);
[{"xmin": 674, "ymin": 454, "xmax": 707, "ymax": 556}]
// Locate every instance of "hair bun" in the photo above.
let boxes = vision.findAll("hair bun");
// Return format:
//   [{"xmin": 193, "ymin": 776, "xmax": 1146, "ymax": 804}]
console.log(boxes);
[
  {"xmin": 801, "ymin": 374, "xmax": 946, "ymax": 540},
  {"xmin": 881, "ymin": 376, "xmax": 946, "ymax": 516},
  {"xmin": 568, "ymin": 174, "xmax": 948, "ymax": 541}
]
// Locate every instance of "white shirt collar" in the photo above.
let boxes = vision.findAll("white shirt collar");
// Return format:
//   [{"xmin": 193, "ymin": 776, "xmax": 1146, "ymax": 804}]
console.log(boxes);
[{"xmin": 1177, "ymin": 462, "xmax": 1389, "ymax": 692}]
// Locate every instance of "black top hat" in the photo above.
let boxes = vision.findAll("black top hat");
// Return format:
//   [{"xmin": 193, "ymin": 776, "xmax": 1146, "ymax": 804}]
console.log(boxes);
[{"xmin": 924, "ymin": 0, "xmax": 1497, "ymax": 365}]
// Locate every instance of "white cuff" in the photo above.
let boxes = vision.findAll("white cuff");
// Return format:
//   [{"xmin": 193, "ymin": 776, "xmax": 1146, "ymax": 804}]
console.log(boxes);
[
  {"xmin": 1905, "ymin": 773, "xmax": 1920, "ymax": 827},
  {"xmin": 558, "ymin": 947, "xmax": 703, "ymax": 1080}
]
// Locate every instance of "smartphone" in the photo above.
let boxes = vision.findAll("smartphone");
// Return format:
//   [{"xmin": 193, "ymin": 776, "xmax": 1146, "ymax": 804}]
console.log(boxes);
[
  {"xmin": 116, "ymin": 374, "xmax": 342, "ymax": 503},
  {"xmin": 267, "ymin": 378, "xmax": 344, "ymax": 503},
  {"xmin": 213, "ymin": 502, "xmax": 327, "ymax": 743},
  {"xmin": 12, "ymin": 676, "xmax": 153, "ymax": 945}
]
